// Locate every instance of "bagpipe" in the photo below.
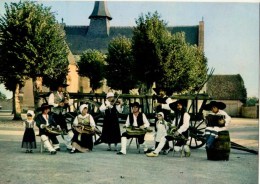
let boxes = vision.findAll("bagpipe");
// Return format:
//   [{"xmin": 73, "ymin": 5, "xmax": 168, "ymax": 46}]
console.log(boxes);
[
  {"xmin": 73, "ymin": 123, "xmax": 101, "ymax": 135},
  {"xmin": 125, "ymin": 126, "xmax": 153, "ymax": 136},
  {"xmin": 205, "ymin": 114, "xmax": 226, "ymax": 127}
]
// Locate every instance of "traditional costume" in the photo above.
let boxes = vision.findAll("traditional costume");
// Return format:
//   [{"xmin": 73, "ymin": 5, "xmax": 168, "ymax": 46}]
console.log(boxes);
[
  {"xmin": 48, "ymin": 83, "xmax": 72, "ymax": 150},
  {"xmin": 117, "ymin": 102, "xmax": 150, "ymax": 155},
  {"xmin": 21, "ymin": 110, "xmax": 37, "ymax": 153},
  {"xmin": 71, "ymin": 104, "xmax": 96, "ymax": 153},
  {"xmin": 35, "ymin": 103, "xmax": 60, "ymax": 154},
  {"xmin": 203, "ymin": 101, "xmax": 231, "ymax": 149},
  {"xmin": 147, "ymin": 100, "xmax": 191, "ymax": 157},
  {"xmin": 99, "ymin": 92, "xmax": 121, "ymax": 151}
]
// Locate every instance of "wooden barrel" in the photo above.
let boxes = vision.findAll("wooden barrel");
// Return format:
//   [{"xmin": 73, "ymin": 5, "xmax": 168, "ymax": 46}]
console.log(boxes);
[{"xmin": 206, "ymin": 130, "xmax": 231, "ymax": 161}]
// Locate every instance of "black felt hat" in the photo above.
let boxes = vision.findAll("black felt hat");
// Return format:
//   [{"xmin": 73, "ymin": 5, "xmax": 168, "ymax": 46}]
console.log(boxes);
[
  {"xmin": 203, "ymin": 101, "xmax": 226, "ymax": 111},
  {"xmin": 169, "ymin": 99, "xmax": 187, "ymax": 110},
  {"xmin": 130, "ymin": 102, "xmax": 141, "ymax": 108},
  {"xmin": 36, "ymin": 103, "xmax": 53, "ymax": 111}
]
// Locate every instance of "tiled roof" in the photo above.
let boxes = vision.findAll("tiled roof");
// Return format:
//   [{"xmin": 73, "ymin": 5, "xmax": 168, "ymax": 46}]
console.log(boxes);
[
  {"xmin": 64, "ymin": 25, "xmax": 199, "ymax": 54},
  {"xmin": 206, "ymin": 74, "xmax": 247, "ymax": 100}
]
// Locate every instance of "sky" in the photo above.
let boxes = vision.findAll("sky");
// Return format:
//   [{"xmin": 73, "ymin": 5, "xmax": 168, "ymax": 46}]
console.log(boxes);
[{"xmin": 0, "ymin": 0, "xmax": 259, "ymax": 99}]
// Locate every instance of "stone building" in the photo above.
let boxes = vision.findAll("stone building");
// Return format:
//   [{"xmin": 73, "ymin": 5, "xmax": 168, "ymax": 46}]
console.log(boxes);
[{"xmin": 20, "ymin": 1, "xmax": 204, "ymax": 110}]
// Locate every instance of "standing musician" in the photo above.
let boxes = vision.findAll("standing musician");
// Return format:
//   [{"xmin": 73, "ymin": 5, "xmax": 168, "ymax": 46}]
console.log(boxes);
[
  {"xmin": 70, "ymin": 104, "xmax": 96, "ymax": 153},
  {"xmin": 48, "ymin": 83, "xmax": 72, "ymax": 150},
  {"xmin": 35, "ymin": 103, "xmax": 61, "ymax": 155},
  {"xmin": 203, "ymin": 101, "xmax": 231, "ymax": 149},
  {"xmin": 153, "ymin": 87, "xmax": 174, "ymax": 122},
  {"xmin": 117, "ymin": 102, "xmax": 150, "ymax": 155},
  {"xmin": 99, "ymin": 92, "xmax": 122, "ymax": 151},
  {"xmin": 146, "ymin": 100, "xmax": 191, "ymax": 157}
]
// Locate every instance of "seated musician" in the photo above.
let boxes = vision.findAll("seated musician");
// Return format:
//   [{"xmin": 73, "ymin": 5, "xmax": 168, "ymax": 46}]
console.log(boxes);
[
  {"xmin": 203, "ymin": 101, "xmax": 231, "ymax": 149},
  {"xmin": 70, "ymin": 104, "xmax": 96, "ymax": 153},
  {"xmin": 117, "ymin": 102, "xmax": 150, "ymax": 155},
  {"xmin": 48, "ymin": 82, "xmax": 72, "ymax": 151},
  {"xmin": 35, "ymin": 103, "xmax": 61, "ymax": 155},
  {"xmin": 146, "ymin": 100, "xmax": 191, "ymax": 157}
]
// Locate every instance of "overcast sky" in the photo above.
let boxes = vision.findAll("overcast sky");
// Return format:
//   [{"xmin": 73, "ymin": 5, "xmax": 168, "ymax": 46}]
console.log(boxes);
[{"xmin": 0, "ymin": 0, "xmax": 259, "ymax": 99}]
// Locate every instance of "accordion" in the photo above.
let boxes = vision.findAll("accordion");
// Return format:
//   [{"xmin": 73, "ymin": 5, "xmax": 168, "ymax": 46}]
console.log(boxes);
[{"xmin": 205, "ymin": 114, "xmax": 226, "ymax": 127}]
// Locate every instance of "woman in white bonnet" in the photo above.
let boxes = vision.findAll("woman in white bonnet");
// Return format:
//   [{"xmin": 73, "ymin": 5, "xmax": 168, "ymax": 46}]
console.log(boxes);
[{"xmin": 70, "ymin": 104, "xmax": 96, "ymax": 153}]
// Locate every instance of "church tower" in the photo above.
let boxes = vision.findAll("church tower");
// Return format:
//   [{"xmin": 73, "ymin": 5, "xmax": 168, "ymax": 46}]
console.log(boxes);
[{"xmin": 87, "ymin": 1, "xmax": 112, "ymax": 37}]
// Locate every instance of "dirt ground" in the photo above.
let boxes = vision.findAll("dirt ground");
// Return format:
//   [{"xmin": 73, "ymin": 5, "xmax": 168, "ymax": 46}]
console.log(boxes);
[{"xmin": 0, "ymin": 112, "xmax": 258, "ymax": 184}]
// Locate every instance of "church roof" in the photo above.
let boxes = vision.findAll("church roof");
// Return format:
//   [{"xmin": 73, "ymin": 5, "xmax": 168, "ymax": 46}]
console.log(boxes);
[
  {"xmin": 89, "ymin": 1, "xmax": 112, "ymax": 20},
  {"xmin": 64, "ymin": 25, "xmax": 200, "ymax": 55},
  {"xmin": 206, "ymin": 74, "xmax": 247, "ymax": 101}
]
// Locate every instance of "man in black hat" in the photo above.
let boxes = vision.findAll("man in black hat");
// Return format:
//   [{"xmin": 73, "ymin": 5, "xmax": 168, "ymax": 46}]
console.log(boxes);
[
  {"xmin": 203, "ymin": 101, "xmax": 231, "ymax": 149},
  {"xmin": 146, "ymin": 99, "xmax": 191, "ymax": 157},
  {"xmin": 117, "ymin": 102, "xmax": 150, "ymax": 155},
  {"xmin": 153, "ymin": 87, "xmax": 174, "ymax": 122},
  {"xmin": 35, "ymin": 103, "xmax": 60, "ymax": 154},
  {"xmin": 48, "ymin": 83, "xmax": 72, "ymax": 150}
]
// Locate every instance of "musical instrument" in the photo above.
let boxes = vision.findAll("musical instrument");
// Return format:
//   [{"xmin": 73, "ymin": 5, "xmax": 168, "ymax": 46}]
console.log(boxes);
[
  {"xmin": 205, "ymin": 114, "xmax": 226, "ymax": 127},
  {"xmin": 167, "ymin": 125, "xmax": 178, "ymax": 136},
  {"xmin": 45, "ymin": 126, "xmax": 64, "ymax": 135},
  {"xmin": 126, "ymin": 126, "xmax": 153, "ymax": 136},
  {"xmin": 73, "ymin": 123, "xmax": 101, "ymax": 135}
]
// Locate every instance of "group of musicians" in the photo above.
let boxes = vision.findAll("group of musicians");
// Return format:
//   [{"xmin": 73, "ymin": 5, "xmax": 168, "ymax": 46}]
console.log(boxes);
[{"xmin": 35, "ymin": 84, "xmax": 231, "ymax": 156}]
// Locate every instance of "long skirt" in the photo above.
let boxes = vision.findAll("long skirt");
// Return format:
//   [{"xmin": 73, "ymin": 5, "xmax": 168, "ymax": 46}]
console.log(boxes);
[
  {"xmin": 21, "ymin": 128, "xmax": 37, "ymax": 149},
  {"xmin": 72, "ymin": 131, "xmax": 93, "ymax": 151}
]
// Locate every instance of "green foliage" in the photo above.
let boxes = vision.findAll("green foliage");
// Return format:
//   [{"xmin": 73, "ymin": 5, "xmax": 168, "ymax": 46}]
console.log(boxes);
[
  {"xmin": 0, "ymin": 91, "xmax": 7, "ymax": 100},
  {"xmin": 132, "ymin": 11, "xmax": 169, "ymax": 88},
  {"xmin": 246, "ymin": 97, "xmax": 259, "ymax": 106},
  {"xmin": 132, "ymin": 12, "xmax": 208, "ymax": 94},
  {"xmin": 0, "ymin": 1, "xmax": 69, "ymax": 90},
  {"xmin": 106, "ymin": 35, "xmax": 137, "ymax": 93},
  {"xmin": 77, "ymin": 49, "xmax": 106, "ymax": 91},
  {"xmin": 161, "ymin": 32, "xmax": 208, "ymax": 93}
]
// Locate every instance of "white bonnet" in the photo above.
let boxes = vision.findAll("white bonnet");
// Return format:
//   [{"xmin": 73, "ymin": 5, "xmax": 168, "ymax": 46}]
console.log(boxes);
[
  {"xmin": 27, "ymin": 110, "xmax": 35, "ymax": 117},
  {"xmin": 157, "ymin": 112, "xmax": 164, "ymax": 118},
  {"xmin": 79, "ymin": 104, "xmax": 88, "ymax": 114},
  {"xmin": 106, "ymin": 92, "xmax": 114, "ymax": 98}
]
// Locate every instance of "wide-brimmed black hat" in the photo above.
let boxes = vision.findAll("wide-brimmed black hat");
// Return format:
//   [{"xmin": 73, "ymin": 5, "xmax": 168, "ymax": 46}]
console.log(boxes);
[
  {"xmin": 169, "ymin": 99, "xmax": 187, "ymax": 110},
  {"xmin": 36, "ymin": 103, "xmax": 53, "ymax": 111},
  {"xmin": 130, "ymin": 102, "xmax": 141, "ymax": 108},
  {"xmin": 203, "ymin": 101, "xmax": 226, "ymax": 111}
]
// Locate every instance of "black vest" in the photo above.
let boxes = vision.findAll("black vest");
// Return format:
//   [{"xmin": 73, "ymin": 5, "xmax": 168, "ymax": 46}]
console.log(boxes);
[
  {"xmin": 174, "ymin": 111, "xmax": 188, "ymax": 138},
  {"xmin": 129, "ymin": 113, "xmax": 143, "ymax": 127}
]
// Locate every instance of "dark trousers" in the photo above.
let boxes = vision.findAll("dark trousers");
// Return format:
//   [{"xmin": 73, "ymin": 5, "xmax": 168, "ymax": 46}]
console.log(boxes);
[{"xmin": 121, "ymin": 132, "xmax": 145, "ymax": 144}]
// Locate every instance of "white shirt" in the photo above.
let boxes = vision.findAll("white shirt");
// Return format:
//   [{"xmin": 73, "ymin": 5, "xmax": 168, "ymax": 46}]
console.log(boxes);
[
  {"xmin": 125, "ymin": 113, "xmax": 150, "ymax": 128},
  {"xmin": 171, "ymin": 112, "xmax": 190, "ymax": 134},
  {"xmin": 155, "ymin": 120, "xmax": 168, "ymax": 142}
]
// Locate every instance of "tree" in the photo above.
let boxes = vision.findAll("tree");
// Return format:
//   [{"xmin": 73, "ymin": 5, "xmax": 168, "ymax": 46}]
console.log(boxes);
[
  {"xmin": 132, "ymin": 12, "xmax": 169, "ymax": 91},
  {"xmin": 0, "ymin": 1, "xmax": 69, "ymax": 119},
  {"xmin": 106, "ymin": 36, "xmax": 137, "ymax": 93},
  {"xmin": 132, "ymin": 12, "xmax": 208, "ymax": 94},
  {"xmin": 77, "ymin": 49, "xmax": 106, "ymax": 92},
  {"xmin": 0, "ymin": 91, "xmax": 7, "ymax": 100},
  {"xmin": 160, "ymin": 32, "xmax": 208, "ymax": 93}
]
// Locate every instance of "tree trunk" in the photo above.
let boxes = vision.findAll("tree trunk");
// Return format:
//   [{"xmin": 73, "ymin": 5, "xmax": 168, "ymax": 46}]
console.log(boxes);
[{"xmin": 12, "ymin": 83, "xmax": 22, "ymax": 120}]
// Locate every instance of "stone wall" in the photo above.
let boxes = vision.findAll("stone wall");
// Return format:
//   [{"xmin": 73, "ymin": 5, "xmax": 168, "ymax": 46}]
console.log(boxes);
[{"xmin": 241, "ymin": 105, "xmax": 259, "ymax": 118}]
